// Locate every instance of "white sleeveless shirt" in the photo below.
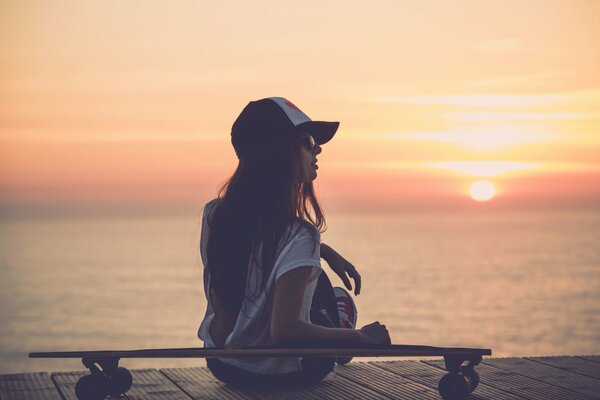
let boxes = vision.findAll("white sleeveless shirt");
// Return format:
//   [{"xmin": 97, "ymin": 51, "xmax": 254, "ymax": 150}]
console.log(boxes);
[{"xmin": 197, "ymin": 199, "xmax": 322, "ymax": 374}]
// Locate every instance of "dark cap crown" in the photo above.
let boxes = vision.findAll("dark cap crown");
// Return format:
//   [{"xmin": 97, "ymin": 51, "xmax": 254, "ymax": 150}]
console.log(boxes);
[{"xmin": 231, "ymin": 99, "xmax": 296, "ymax": 158}]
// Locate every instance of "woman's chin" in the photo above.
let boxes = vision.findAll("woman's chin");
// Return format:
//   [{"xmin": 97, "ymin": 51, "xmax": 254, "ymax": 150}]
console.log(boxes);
[{"xmin": 301, "ymin": 166, "xmax": 318, "ymax": 182}]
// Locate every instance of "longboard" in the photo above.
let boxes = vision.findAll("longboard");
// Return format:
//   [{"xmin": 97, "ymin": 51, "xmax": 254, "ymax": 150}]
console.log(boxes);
[{"xmin": 30, "ymin": 344, "xmax": 491, "ymax": 400}]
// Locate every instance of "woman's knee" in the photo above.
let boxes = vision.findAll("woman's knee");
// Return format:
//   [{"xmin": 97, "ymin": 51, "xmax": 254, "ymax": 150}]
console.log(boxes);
[
  {"xmin": 310, "ymin": 272, "xmax": 341, "ymax": 328},
  {"xmin": 300, "ymin": 356, "xmax": 335, "ymax": 384}
]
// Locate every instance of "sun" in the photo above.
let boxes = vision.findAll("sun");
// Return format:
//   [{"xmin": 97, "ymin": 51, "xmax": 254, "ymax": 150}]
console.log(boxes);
[{"xmin": 469, "ymin": 180, "xmax": 496, "ymax": 202}]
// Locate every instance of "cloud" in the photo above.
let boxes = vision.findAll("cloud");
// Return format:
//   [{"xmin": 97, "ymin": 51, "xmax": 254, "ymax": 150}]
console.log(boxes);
[
  {"xmin": 465, "ymin": 39, "xmax": 523, "ymax": 52},
  {"xmin": 447, "ymin": 112, "xmax": 590, "ymax": 122},
  {"xmin": 376, "ymin": 94, "xmax": 574, "ymax": 108},
  {"xmin": 325, "ymin": 160, "xmax": 600, "ymax": 178},
  {"xmin": 423, "ymin": 161, "xmax": 540, "ymax": 177},
  {"xmin": 423, "ymin": 161, "xmax": 600, "ymax": 177},
  {"xmin": 384, "ymin": 128, "xmax": 565, "ymax": 151}
]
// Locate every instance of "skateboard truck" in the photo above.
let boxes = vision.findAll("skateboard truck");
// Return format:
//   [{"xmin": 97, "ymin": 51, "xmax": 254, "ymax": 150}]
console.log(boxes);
[
  {"xmin": 75, "ymin": 357, "xmax": 133, "ymax": 400},
  {"xmin": 438, "ymin": 355, "xmax": 482, "ymax": 400},
  {"xmin": 82, "ymin": 357, "xmax": 119, "ymax": 375}
]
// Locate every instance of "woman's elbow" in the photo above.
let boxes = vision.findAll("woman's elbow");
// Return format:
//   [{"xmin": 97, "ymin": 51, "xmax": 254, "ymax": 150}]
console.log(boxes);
[{"xmin": 270, "ymin": 320, "xmax": 301, "ymax": 345}]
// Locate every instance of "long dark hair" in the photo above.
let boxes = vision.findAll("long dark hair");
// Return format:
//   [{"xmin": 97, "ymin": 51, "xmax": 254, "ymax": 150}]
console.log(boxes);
[{"xmin": 206, "ymin": 130, "xmax": 326, "ymax": 316}]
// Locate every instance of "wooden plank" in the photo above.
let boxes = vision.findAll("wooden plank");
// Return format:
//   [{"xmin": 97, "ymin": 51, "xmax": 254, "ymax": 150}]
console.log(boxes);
[
  {"xmin": 161, "ymin": 366, "xmax": 329, "ymax": 400},
  {"xmin": 274, "ymin": 367, "xmax": 396, "ymax": 400},
  {"xmin": 123, "ymin": 369, "xmax": 194, "ymax": 399},
  {"xmin": 527, "ymin": 356, "xmax": 600, "ymax": 380},
  {"xmin": 51, "ymin": 370, "xmax": 86, "ymax": 400},
  {"xmin": 160, "ymin": 367, "xmax": 258, "ymax": 400},
  {"xmin": 244, "ymin": 371, "xmax": 345, "ymax": 400},
  {"xmin": 162, "ymin": 364, "xmax": 394, "ymax": 400},
  {"xmin": 580, "ymin": 356, "xmax": 600, "ymax": 365},
  {"xmin": 477, "ymin": 357, "xmax": 600, "ymax": 398},
  {"xmin": 375, "ymin": 360, "xmax": 525, "ymax": 400},
  {"xmin": 52, "ymin": 369, "xmax": 193, "ymax": 400},
  {"xmin": 0, "ymin": 372, "xmax": 62, "ymax": 400},
  {"xmin": 334, "ymin": 362, "xmax": 440, "ymax": 399},
  {"xmin": 424, "ymin": 359, "xmax": 597, "ymax": 400}
]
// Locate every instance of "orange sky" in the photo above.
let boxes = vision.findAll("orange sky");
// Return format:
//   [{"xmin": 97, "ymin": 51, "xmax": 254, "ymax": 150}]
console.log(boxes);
[{"xmin": 1, "ymin": 1, "xmax": 599, "ymax": 216}]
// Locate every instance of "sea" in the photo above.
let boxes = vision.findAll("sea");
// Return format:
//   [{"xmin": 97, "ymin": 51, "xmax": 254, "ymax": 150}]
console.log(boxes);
[{"xmin": 1, "ymin": 208, "xmax": 599, "ymax": 373}]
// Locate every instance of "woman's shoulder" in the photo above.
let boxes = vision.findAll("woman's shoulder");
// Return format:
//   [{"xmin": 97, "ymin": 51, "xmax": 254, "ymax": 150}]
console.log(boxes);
[
  {"xmin": 203, "ymin": 198, "xmax": 220, "ymax": 225},
  {"xmin": 289, "ymin": 218, "xmax": 320, "ymax": 242},
  {"xmin": 205, "ymin": 198, "xmax": 220, "ymax": 209}
]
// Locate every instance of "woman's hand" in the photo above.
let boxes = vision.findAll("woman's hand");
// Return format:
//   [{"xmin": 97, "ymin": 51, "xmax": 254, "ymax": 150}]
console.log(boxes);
[
  {"xmin": 321, "ymin": 243, "xmax": 361, "ymax": 295},
  {"xmin": 359, "ymin": 321, "xmax": 391, "ymax": 346}
]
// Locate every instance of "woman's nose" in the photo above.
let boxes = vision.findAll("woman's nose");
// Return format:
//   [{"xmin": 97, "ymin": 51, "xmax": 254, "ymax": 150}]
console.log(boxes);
[{"xmin": 314, "ymin": 143, "xmax": 322, "ymax": 155}]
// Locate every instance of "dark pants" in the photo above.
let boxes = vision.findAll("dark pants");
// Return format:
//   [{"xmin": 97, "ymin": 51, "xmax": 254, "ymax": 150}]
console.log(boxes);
[{"xmin": 206, "ymin": 270, "xmax": 341, "ymax": 390}]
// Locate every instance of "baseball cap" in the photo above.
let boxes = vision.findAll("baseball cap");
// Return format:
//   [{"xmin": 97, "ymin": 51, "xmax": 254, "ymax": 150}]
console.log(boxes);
[{"xmin": 231, "ymin": 97, "xmax": 339, "ymax": 158}]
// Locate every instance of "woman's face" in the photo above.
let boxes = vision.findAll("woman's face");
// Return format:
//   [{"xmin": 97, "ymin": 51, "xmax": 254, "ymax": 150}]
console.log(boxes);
[{"xmin": 298, "ymin": 132, "xmax": 322, "ymax": 182}]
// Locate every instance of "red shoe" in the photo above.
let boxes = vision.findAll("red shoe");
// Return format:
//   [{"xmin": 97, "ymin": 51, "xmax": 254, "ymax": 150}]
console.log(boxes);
[{"xmin": 334, "ymin": 287, "xmax": 357, "ymax": 364}]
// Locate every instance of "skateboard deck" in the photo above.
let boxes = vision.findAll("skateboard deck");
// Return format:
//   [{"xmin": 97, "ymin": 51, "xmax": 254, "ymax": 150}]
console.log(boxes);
[
  {"xmin": 30, "ymin": 343, "xmax": 490, "ymax": 359},
  {"xmin": 30, "ymin": 344, "xmax": 491, "ymax": 400}
]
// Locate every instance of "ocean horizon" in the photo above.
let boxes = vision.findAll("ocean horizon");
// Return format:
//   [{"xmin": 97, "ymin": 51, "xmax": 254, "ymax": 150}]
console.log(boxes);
[{"xmin": 1, "ymin": 207, "xmax": 598, "ymax": 373}]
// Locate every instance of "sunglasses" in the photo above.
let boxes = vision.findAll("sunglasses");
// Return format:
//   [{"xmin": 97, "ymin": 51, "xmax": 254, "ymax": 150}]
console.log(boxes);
[{"xmin": 300, "ymin": 135, "xmax": 317, "ymax": 151}]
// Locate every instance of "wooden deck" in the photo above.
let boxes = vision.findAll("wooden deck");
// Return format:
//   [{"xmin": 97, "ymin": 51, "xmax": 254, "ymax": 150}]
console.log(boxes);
[{"xmin": 1, "ymin": 355, "xmax": 600, "ymax": 399}]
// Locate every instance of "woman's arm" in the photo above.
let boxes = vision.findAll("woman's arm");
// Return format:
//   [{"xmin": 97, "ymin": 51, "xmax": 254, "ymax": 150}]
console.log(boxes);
[
  {"xmin": 320, "ymin": 243, "xmax": 362, "ymax": 295},
  {"xmin": 270, "ymin": 266, "xmax": 364, "ymax": 346},
  {"xmin": 320, "ymin": 243, "xmax": 335, "ymax": 261}
]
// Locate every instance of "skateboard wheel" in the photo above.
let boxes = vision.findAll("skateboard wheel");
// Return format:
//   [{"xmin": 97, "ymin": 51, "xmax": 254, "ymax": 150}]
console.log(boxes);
[
  {"xmin": 438, "ymin": 373, "xmax": 470, "ymax": 400},
  {"xmin": 461, "ymin": 368, "xmax": 480, "ymax": 392},
  {"xmin": 75, "ymin": 374, "xmax": 108, "ymax": 400},
  {"xmin": 107, "ymin": 367, "xmax": 133, "ymax": 397}
]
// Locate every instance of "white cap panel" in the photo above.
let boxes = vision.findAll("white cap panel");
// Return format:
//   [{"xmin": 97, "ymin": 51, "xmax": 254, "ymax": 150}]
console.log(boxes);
[{"xmin": 268, "ymin": 97, "xmax": 312, "ymax": 126}]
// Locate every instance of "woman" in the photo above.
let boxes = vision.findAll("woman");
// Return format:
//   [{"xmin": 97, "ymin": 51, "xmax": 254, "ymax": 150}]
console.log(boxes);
[{"xmin": 198, "ymin": 97, "xmax": 391, "ymax": 389}]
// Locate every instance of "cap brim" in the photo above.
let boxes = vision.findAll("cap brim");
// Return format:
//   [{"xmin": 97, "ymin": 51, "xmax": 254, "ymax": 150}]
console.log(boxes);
[{"xmin": 297, "ymin": 121, "xmax": 340, "ymax": 145}]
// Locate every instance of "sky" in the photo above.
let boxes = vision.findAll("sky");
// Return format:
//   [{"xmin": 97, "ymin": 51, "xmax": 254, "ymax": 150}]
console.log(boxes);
[{"xmin": 1, "ymin": 0, "xmax": 599, "ymax": 216}]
